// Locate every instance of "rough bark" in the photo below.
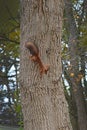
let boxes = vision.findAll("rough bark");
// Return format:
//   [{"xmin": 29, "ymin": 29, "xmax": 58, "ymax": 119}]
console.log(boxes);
[
  {"xmin": 64, "ymin": 0, "xmax": 87, "ymax": 130},
  {"xmin": 20, "ymin": 0, "xmax": 73, "ymax": 130}
]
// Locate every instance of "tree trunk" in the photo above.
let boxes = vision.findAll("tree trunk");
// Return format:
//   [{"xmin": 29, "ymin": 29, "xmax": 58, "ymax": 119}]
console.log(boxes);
[
  {"xmin": 64, "ymin": 0, "xmax": 87, "ymax": 130},
  {"xmin": 20, "ymin": 0, "xmax": 72, "ymax": 130}
]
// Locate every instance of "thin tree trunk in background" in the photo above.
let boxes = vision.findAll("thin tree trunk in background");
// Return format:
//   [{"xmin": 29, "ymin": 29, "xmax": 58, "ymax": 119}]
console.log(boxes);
[
  {"xmin": 64, "ymin": 0, "xmax": 87, "ymax": 130},
  {"xmin": 20, "ymin": 0, "xmax": 73, "ymax": 130},
  {"xmin": 63, "ymin": 70, "xmax": 79, "ymax": 130}
]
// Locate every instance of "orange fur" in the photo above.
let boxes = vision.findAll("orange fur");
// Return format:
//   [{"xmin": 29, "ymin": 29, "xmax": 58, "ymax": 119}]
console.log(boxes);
[{"xmin": 25, "ymin": 42, "xmax": 49, "ymax": 75}]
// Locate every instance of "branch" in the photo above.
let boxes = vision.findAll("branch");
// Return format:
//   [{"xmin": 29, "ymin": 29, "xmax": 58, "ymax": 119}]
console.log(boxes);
[{"xmin": 0, "ymin": 34, "xmax": 19, "ymax": 44}]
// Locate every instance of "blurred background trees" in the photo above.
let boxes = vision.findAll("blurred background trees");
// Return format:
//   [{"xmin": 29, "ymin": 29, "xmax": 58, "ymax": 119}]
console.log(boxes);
[
  {"xmin": 63, "ymin": 0, "xmax": 87, "ymax": 130},
  {"xmin": 0, "ymin": 0, "xmax": 21, "ymax": 126},
  {"xmin": 0, "ymin": 0, "xmax": 87, "ymax": 129}
]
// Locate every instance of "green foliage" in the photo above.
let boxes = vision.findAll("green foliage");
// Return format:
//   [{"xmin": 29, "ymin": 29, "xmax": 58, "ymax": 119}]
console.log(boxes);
[
  {"xmin": 79, "ymin": 24, "xmax": 87, "ymax": 50},
  {"xmin": 0, "ymin": 0, "xmax": 19, "ymax": 33},
  {"xmin": 0, "ymin": 0, "xmax": 20, "ymax": 126}
]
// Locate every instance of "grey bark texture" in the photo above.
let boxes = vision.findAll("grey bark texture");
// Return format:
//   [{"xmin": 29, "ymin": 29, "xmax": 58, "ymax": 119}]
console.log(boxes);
[{"xmin": 20, "ymin": 0, "xmax": 73, "ymax": 130}]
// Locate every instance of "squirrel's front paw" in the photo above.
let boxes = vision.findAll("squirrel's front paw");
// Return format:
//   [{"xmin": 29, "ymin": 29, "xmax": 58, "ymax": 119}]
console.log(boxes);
[{"xmin": 40, "ymin": 65, "xmax": 50, "ymax": 74}]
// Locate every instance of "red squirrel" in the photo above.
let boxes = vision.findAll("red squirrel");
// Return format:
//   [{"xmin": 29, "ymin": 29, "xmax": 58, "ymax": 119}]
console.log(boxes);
[{"xmin": 25, "ymin": 42, "xmax": 49, "ymax": 75}]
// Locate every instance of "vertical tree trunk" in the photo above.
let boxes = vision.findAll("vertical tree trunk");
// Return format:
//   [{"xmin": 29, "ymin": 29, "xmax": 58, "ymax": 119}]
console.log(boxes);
[
  {"xmin": 20, "ymin": 0, "xmax": 72, "ymax": 130},
  {"xmin": 64, "ymin": 0, "xmax": 87, "ymax": 130}
]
